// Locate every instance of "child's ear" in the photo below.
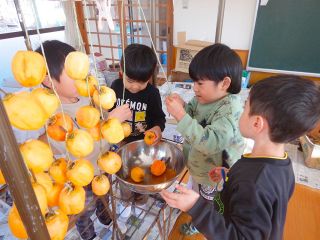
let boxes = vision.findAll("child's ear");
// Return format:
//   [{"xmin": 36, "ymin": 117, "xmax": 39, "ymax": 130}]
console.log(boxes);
[
  {"xmin": 42, "ymin": 76, "xmax": 53, "ymax": 89},
  {"xmin": 221, "ymin": 77, "xmax": 231, "ymax": 91},
  {"xmin": 253, "ymin": 116, "xmax": 265, "ymax": 133}
]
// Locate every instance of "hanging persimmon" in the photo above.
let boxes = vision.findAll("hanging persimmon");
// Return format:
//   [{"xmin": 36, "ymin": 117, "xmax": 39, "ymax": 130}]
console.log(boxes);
[
  {"xmin": 11, "ymin": 50, "xmax": 46, "ymax": 87},
  {"xmin": 74, "ymin": 75, "xmax": 98, "ymax": 97},
  {"xmin": 87, "ymin": 122, "xmax": 102, "ymax": 141},
  {"xmin": 93, "ymin": 86, "xmax": 116, "ymax": 110},
  {"xmin": 66, "ymin": 159, "xmax": 94, "ymax": 187},
  {"xmin": 3, "ymin": 91, "xmax": 48, "ymax": 130},
  {"xmin": 59, "ymin": 183, "xmax": 85, "ymax": 215},
  {"xmin": 33, "ymin": 172, "xmax": 53, "ymax": 194},
  {"xmin": 44, "ymin": 209, "xmax": 69, "ymax": 240},
  {"xmin": 92, "ymin": 175, "xmax": 110, "ymax": 196},
  {"xmin": 45, "ymin": 209, "xmax": 69, "ymax": 240},
  {"xmin": 47, "ymin": 183, "xmax": 64, "ymax": 207},
  {"xmin": 122, "ymin": 122, "xmax": 132, "ymax": 138},
  {"xmin": 98, "ymin": 151, "xmax": 122, "ymax": 174},
  {"xmin": 49, "ymin": 158, "xmax": 68, "ymax": 184},
  {"xmin": 8, "ymin": 207, "xmax": 28, "ymax": 239},
  {"xmin": 47, "ymin": 113, "xmax": 73, "ymax": 141},
  {"xmin": 76, "ymin": 105, "xmax": 100, "ymax": 129},
  {"xmin": 31, "ymin": 88, "xmax": 59, "ymax": 118},
  {"xmin": 20, "ymin": 139, "xmax": 54, "ymax": 173},
  {"xmin": 66, "ymin": 129, "xmax": 94, "ymax": 157},
  {"xmin": 0, "ymin": 169, "xmax": 5, "ymax": 184},
  {"xmin": 101, "ymin": 118, "xmax": 124, "ymax": 144},
  {"xmin": 64, "ymin": 51, "xmax": 89, "ymax": 80}
]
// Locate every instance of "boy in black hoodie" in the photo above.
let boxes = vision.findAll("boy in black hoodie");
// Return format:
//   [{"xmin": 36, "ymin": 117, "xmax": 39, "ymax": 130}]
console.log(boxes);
[
  {"xmin": 161, "ymin": 75, "xmax": 320, "ymax": 240},
  {"xmin": 111, "ymin": 43, "xmax": 165, "ymax": 144}
]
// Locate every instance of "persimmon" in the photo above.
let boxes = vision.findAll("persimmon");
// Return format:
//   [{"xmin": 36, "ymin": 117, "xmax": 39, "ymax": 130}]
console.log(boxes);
[
  {"xmin": 74, "ymin": 75, "xmax": 98, "ymax": 97},
  {"xmin": 66, "ymin": 129, "xmax": 94, "ymax": 157},
  {"xmin": 76, "ymin": 105, "xmax": 100, "ymax": 129},
  {"xmin": 130, "ymin": 167, "xmax": 145, "ymax": 183},
  {"xmin": 122, "ymin": 122, "xmax": 132, "ymax": 138},
  {"xmin": 150, "ymin": 160, "xmax": 167, "ymax": 176},
  {"xmin": 45, "ymin": 209, "xmax": 69, "ymax": 240},
  {"xmin": 144, "ymin": 131, "xmax": 156, "ymax": 145},
  {"xmin": 101, "ymin": 118, "xmax": 124, "ymax": 144},
  {"xmin": 8, "ymin": 207, "xmax": 28, "ymax": 239},
  {"xmin": 47, "ymin": 113, "xmax": 73, "ymax": 141},
  {"xmin": 20, "ymin": 139, "xmax": 54, "ymax": 173},
  {"xmin": 31, "ymin": 88, "xmax": 59, "ymax": 118},
  {"xmin": 98, "ymin": 151, "xmax": 122, "ymax": 174},
  {"xmin": 0, "ymin": 169, "xmax": 5, "ymax": 184},
  {"xmin": 66, "ymin": 159, "xmax": 94, "ymax": 187},
  {"xmin": 59, "ymin": 184, "xmax": 86, "ymax": 215},
  {"xmin": 87, "ymin": 122, "xmax": 102, "ymax": 141},
  {"xmin": 49, "ymin": 158, "xmax": 68, "ymax": 184},
  {"xmin": 3, "ymin": 91, "xmax": 48, "ymax": 130},
  {"xmin": 93, "ymin": 86, "xmax": 116, "ymax": 110},
  {"xmin": 32, "ymin": 182, "xmax": 48, "ymax": 215},
  {"xmin": 92, "ymin": 175, "xmax": 110, "ymax": 196},
  {"xmin": 47, "ymin": 183, "xmax": 64, "ymax": 207},
  {"xmin": 11, "ymin": 50, "xmax": 46, "ymax": 87},
  {"xmin": 64, "ymin": 51, "xmax": 89, "ymax": 80},
  {"xmin": 34, "ymin": 172, "xmax": 53, "ymax": 194}
]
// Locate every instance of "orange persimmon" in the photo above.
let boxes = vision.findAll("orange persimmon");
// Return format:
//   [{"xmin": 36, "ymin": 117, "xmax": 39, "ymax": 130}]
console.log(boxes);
[{"xmin": 150, "ymin": 160, "xmax": 166, "ymax": 176}]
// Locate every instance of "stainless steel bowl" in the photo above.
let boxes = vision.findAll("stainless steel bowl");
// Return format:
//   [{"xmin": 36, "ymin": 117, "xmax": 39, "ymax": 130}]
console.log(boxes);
[{"xmin": 115, "ymin": 140, "xmax": 185, "ymax": 194}]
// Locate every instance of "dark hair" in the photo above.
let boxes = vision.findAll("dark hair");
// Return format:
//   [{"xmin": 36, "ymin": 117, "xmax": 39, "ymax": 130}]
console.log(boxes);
[
  {"xmin": 35, "ymin": 40, "xmax": 75, "ymax": 82},
  {"xmin": 189, "ymin": 43, "xmax": 242, "ymax": 94},
  {"xmin": 249, "ymin": 75, "xmax": 320, "ymax": 143},
  {"xmin": 120, "ymin": 43, "xmax": 157, "ymax": 82}
]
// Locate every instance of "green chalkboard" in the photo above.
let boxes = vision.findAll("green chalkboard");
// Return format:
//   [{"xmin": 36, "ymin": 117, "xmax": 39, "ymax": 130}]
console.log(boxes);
[{"xmin": 247, "ymin": 0, "xmax": 320, "ymax": 76}]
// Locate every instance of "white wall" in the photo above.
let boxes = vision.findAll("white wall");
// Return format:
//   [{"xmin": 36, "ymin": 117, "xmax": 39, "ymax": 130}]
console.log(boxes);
[{"xmin": 173, "ymin": 0, "xmax": 257, "ymax": 50}]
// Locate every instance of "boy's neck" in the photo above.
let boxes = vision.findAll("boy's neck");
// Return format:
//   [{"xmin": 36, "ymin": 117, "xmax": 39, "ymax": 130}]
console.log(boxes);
[{"xmin": 250, "ymin": 140, "xmax": 286, "ymax": 159}]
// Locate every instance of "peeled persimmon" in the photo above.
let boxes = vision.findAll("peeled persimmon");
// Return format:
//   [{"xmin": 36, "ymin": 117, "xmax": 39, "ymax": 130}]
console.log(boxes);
[
  {"xmin": 47, "ymin": 113, "xmax": 73, "ymax": 141},
  {"xmin": 150, "ymin": 160, "xmax": 166, "ymax": 176},
  {"xmin": 144, "ymin": 131, "xmax": 156, "ymax": 145},
  {"xmin": 130, "ymin": 167, "xmax": 145, "ymax": 183}
]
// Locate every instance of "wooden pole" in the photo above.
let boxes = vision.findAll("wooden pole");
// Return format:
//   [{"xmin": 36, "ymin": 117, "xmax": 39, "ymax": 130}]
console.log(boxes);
[{"xmin": 0, "ymin": 100, "xmax": 50, "ymax": 239}]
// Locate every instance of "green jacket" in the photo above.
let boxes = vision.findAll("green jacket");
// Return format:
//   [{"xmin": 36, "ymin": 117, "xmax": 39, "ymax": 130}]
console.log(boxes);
[{"xmin": 177, "ymin": 94, "xmax": 244, "ymax": 186}]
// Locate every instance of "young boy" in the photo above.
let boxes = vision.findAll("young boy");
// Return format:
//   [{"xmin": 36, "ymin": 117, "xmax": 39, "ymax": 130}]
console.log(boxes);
[
  {"xmin": 161, "ymin": 75, "xmax": 320, "ymax": 240},
  {"xmin": 36, "ymin": 40, "xmax": 131, "ymax": 240},
  {"xmin": 110, "ymin": 43, "xmax": 166, "ymax": 216},
  {"xmin": 111, "ymin": 43, "xmax": 166, "ymax": 144},
  {"xmin": 165, "ymin": 43, "xmax": 244, "ymax": 200}
]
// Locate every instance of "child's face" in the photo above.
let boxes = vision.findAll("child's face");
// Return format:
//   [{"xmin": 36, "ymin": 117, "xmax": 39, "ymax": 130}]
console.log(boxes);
[
  {"xmin": 124, "ymin": 76, "xmax": 148, "ymax": 94},
  {"xmin": 193, "ymin": 79, "xmax": 227, "ymax": 104},
  {"xmin": 53, "ymin": 69, "xmax": 79, "ymax": 100}
]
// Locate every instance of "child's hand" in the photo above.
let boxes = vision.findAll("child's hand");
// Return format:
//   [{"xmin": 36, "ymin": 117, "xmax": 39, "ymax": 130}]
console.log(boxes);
[
  {"xmin": 169, "ymin": 93, "xmax": 185, "ymax": 106},
  {"xmin": 145, "ymin": 126, "xmax": 162, "ymax": 144},
  {"xmin": 209, "ymin": 167, "xmax": 229, "ymax": 183},
  {"xmin": 165, "ymin": 95, "xmax": 186, "ymax": 121},
  {"xmin": 160, "ymin": 185, "xmax": 200, "ymax": 212},
  {"xmin": 108, "ymin": 104, "xmax": 132, "ymax": 122}
]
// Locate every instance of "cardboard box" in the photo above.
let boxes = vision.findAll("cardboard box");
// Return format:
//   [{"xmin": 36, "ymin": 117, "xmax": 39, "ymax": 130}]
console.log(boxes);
[
  {"xmin": 175, "ymin": 40, "xmax": 212, "ymax": 73},
  {"xmin": 300, "ymin": 135, "xmax": 320, "ymax": 169}
]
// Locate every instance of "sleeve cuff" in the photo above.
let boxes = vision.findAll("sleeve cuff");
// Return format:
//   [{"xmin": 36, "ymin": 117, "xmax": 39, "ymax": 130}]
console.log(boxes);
[
  {"xmin": 177, "ymin": 114, "xmax": 193, "ymax": 135},
  {"xmin": 188, "ymin": 196, "xmax": 207, "ymax": 220}
]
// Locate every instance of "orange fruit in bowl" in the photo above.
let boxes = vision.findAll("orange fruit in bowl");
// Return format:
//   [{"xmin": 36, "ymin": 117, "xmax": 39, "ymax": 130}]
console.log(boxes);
[
  {"xmin": 144, "ymin": 131, "xmax": 156, "ymax": 145},
  {"xmin": 150, "ymin": 160, "xmax": 166, "ymax": 176},
  {"xmin": 130, "ymin": 167, "xmax": 145, "ymax": 183}
]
